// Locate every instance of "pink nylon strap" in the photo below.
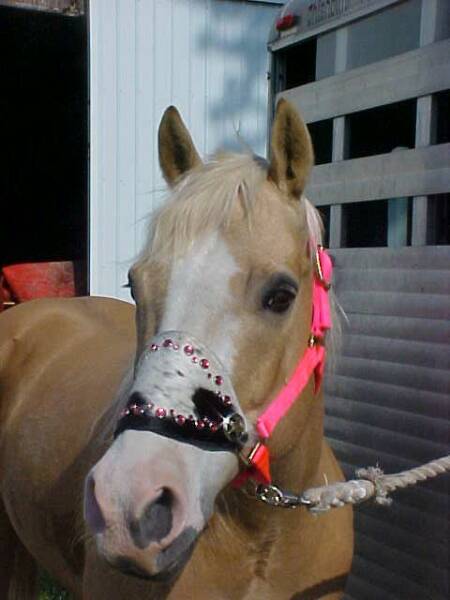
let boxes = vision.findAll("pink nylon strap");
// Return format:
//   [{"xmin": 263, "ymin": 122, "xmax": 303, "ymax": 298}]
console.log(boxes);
[
  {"xmin": 235, "ymin": 247, "xmax": 333, "ymax": 487},
  {"xmin": 255, "ymin": 344, "xmax": 325, "ymax": 440},
  {"xmin": 256, "ymin": 247, "xmax": 332, "ymax": 440}
]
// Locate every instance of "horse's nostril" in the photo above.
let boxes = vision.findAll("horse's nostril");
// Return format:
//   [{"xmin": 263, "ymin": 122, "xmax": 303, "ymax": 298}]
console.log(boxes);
[
  {"xmin": 84, "ymin": 474, "xmax": 107, "ymax": 534},
  {"xmin": 129, "ymin": 488, "xmax": 174, "ymax": 549},
  {"xmin": 143, "ymin": 488, "xmax": 173, "ymax": 539}
]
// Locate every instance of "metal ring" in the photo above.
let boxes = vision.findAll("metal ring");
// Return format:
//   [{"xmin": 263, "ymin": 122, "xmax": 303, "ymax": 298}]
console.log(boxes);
[
  {"xmin": 314, "ymin": 247, "xmax": 331, "ymax": 290},
  {"xmin": 256, "ymin": 484, "xmax": 284, "ymax": 506}
]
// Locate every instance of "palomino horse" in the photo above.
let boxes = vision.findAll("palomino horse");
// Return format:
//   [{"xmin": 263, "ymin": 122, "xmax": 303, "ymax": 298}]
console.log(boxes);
[{"xmin": 0, "ymin": 100, "xmax": 353, "ymax": 599}]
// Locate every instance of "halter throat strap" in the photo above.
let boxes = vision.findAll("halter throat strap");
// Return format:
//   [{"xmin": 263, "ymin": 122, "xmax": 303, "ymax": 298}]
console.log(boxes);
[{"xmin": 234, "ymin": 246, "xmax": 333, "ymax": 487}]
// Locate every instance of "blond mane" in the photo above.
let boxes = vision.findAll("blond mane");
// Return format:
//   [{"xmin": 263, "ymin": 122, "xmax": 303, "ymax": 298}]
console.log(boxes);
[{"xmin": 141, "ymin": 153, "xmax": 323, "ymax": 263}]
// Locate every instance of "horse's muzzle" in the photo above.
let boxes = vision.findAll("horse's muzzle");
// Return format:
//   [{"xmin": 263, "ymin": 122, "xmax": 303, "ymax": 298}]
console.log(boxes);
[{"xmin": 84, "ymin": 331, "xmax": 244, "ymax": 579}]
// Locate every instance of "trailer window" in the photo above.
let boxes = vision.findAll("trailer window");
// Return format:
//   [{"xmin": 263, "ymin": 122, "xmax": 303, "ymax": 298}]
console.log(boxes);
[
  {"xmin": 346, "ymin": 0, "xmax": 421, "ymax": 71},
  {"xmin": 308, "ymin": 119, "xmax": 332, "ymax": 165},
  {"xmin": 427, "ymin": 194, "xmax": 450, "ymax": 245},
  {"xmin": 343, "ymin": 200, "xmax": 388, "ymax": 247},
  {"xmin": 317, "ymin": 205, "xmax": 330, "ymax": 248},
  {"xmin": 342, "ymin": 196, "xmax": 415, "ymax": 248},
  {"xmin": 436, "ymin": 90, "xmax": 450, "ymax": 144},
  {"xmin": 347, "ymin": 100, "xmax": 416, "ymax": 159},
  {"xmin": 277, "ymin": 37, "xmax": 316, "ymax": 90}
]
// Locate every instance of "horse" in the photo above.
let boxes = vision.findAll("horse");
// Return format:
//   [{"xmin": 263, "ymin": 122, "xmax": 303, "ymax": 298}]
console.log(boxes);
[{"xmin": 0, "ymin": 99, "xmax": 353, "ymax": 599}]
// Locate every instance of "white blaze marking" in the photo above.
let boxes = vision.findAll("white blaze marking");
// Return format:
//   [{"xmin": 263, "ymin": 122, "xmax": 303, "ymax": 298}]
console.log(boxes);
[{"xmin": 159, "ymin": 233, "xmax": 240, "ymax": 375}]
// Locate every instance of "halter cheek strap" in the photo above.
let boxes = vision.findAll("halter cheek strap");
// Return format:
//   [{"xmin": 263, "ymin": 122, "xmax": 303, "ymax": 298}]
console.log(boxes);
[{"xmin": 234, "ymin": 247, "xmax": 333, "ymax": 487}]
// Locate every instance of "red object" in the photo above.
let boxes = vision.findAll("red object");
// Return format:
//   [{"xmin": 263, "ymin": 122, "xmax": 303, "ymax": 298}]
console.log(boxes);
[
  {"xmin": 1, "ymin": 262, "xmax": 76, "ymax": 305},
  {"xmin": 0, "ymin": 274, "xmax": 13, "ymax": 311},
  {"xmin": 233, "ymin": 443, "xmax": 271, "ymax": 487},
  {"xmin": 246, "ymin": 443, "xmax": 271, "ymax": 485},
  {"xmin": 276, "ymin": 14, "xmax": 297, "ymax": 31}
]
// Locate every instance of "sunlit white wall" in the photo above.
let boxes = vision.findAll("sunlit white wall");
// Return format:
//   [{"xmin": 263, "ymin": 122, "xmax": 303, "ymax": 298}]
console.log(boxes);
[{"xmin": 89, "ymin": 0, "xmax": 282, "ymax": 300}]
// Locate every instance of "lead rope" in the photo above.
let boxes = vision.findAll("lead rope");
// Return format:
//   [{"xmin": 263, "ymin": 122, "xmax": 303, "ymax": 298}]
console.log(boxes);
[
  {"xmin": 240, "ymin": 248, "xmax": 450, "ymax": 511},
  {"xmin": 253, "ymin": 454, "xmax": 450, "ymax": 514}
]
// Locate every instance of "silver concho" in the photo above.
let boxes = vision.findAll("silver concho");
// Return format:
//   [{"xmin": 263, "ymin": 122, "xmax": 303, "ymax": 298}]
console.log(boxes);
[{"xmin": 222, "ymin": 413, "xmax": 246, "ymax": 443}]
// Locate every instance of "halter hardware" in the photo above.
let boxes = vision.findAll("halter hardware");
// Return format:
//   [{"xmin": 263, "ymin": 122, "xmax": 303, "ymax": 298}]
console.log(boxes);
[
  {"xmin": 314, "ymin": 244, "xmax": 332, "ymax": 290},
  {"xmin": 308, "ymin": 333, "xmax": 324, "ymax": 348}
]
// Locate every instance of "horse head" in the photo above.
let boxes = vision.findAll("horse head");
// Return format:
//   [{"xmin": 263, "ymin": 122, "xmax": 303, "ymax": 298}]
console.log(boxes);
[{"xmin": 84, "ymin": 99, "xmax": 323, "ymax": 580}]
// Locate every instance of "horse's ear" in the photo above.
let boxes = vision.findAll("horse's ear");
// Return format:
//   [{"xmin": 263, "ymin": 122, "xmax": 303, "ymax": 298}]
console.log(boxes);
[
  {"xmin": 268, "ymin": 99, "xmax": 314, "ymax": 198},
  {"xmin": 158, "ymin": 106, "xmax": 202, "ymax": 186}
]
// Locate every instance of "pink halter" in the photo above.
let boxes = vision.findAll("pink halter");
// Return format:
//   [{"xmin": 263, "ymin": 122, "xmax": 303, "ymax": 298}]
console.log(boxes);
[{"xmin": 234, "ymin": 246, "xmax": 333, "ymax": 487}]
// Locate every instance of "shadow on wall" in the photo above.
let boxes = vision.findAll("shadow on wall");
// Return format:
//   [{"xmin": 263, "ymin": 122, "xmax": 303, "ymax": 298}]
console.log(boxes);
[{"xmin": 195, "ymin": 0, "xmax": 277, "ymax": 154}]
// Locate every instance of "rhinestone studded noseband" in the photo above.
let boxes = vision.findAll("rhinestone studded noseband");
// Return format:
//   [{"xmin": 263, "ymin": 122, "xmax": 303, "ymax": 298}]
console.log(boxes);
[{"xmin": 114, "ymin": 335, "xmax": 251, "ymax": 452}]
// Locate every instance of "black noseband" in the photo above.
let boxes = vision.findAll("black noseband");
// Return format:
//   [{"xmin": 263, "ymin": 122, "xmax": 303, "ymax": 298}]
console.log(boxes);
[{"xmin": 114, "ymin": 387, "xmax": 248, "ymax": 453}]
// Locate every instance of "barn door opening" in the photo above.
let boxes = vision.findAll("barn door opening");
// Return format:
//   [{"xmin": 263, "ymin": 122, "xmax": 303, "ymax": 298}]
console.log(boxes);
[{"xmin": 0, "ymin": 0, "xmax": 88, "ymax": 304}]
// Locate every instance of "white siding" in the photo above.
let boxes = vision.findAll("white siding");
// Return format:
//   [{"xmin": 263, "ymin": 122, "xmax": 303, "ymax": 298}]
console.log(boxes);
[{"xmin": 89, "ymin": 0, "xmax": 280, "ymax": 299}]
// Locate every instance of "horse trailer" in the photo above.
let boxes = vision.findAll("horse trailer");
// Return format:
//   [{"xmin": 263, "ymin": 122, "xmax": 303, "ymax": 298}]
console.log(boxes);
[{"xmin": 268, "ymin": 1, "xmax": 449, "ymax": 598}]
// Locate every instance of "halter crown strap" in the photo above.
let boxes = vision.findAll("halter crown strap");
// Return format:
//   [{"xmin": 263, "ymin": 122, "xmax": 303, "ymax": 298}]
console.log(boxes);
[{"xmin": 234, "ymin": 247, "xmax": 333, "ymax": 487}]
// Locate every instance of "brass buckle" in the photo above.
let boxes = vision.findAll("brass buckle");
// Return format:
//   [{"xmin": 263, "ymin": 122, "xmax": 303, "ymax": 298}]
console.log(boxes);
[
  {"xmin": 308, "ymin": 334, "xmax": 324, "ymax": 348},
  {"xmin": 315, "ymin": 245, "xmax": 331, "ymax": 290},
  {"xmin": 240, "ymin": 441, "xmax": 262, "ymax": 467}
]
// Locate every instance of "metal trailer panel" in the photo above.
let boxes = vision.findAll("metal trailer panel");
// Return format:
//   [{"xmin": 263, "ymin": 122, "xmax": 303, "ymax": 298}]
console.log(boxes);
[
  {"xmin": 307, "ymin": 142, "xmax": 450, "ymax": 206},
  {"xmin": 325, "ymin": 246, "xmax": 450, "ymax": 600},
  {"xmin": 268, "ymin": 1, "xmax": 450, "ymax": 597},
  {"xmin": 279, "ymin": 39, "xmax": 450, "ymax": 123}
]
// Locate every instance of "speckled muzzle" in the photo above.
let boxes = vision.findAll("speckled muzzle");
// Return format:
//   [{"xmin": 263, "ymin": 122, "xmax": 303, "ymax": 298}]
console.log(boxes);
[{"xmin": 115, "ymin": 331, "xmax": 253, "ymax": 453}]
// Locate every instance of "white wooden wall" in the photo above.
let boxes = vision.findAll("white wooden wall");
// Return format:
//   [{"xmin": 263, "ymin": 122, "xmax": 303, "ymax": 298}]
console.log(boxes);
[{"xmin": 89, "ymin": 0, "xmax": 282, "ymax": 299}]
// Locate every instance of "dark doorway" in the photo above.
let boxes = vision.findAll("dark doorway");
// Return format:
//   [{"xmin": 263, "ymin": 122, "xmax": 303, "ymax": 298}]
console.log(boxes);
[{"xmin": 0, "ymin": 3, "xmax": 89, "ymax": 293}]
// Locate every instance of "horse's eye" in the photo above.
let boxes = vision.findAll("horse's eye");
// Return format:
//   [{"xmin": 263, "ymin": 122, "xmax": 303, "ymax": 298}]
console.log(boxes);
[{"xmin": 263, "ymin": 287, "xmax": 296, "ymax": 313}]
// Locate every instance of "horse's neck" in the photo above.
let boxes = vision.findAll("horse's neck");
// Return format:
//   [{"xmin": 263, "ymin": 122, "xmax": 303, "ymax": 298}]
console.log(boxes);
[{"xmin": 273, "ymin": 387, "xmax": 324, "ymax": 490}]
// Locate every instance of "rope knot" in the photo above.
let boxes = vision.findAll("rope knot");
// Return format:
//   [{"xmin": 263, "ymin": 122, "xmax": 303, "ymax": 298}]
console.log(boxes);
[{"xmin": 355, "ymin": 466, "xmax": 392, "ymax": 506}]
